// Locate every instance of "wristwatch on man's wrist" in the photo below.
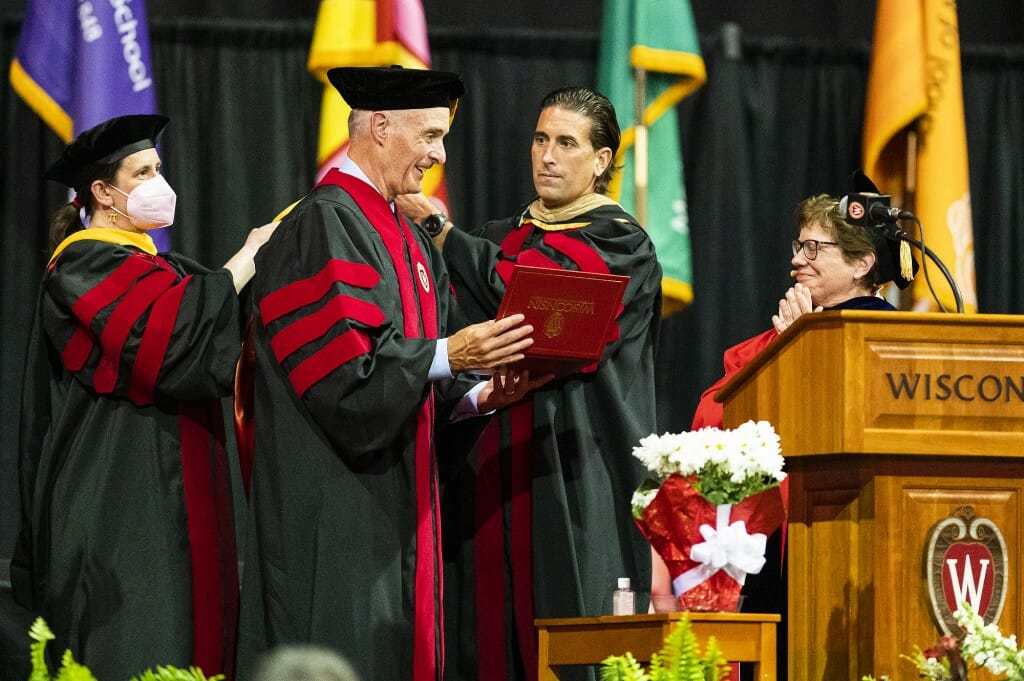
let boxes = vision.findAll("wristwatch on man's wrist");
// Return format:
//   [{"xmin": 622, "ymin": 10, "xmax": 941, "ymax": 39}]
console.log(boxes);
[{"xmin": 421, "ymin": 212, "xmax": 449, "ymax": 237}]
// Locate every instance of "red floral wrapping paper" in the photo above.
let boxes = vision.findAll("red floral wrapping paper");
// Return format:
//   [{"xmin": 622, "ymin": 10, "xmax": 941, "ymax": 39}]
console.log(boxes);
[{"xmin": 637, "ymin": 474, "xmax": 788, "ymax": 611}]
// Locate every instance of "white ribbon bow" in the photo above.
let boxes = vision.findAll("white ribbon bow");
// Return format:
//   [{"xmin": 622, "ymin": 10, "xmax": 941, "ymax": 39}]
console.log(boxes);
[{"xmin": 672, "ymin": 503, "xmax": 768, "ymax": 596}]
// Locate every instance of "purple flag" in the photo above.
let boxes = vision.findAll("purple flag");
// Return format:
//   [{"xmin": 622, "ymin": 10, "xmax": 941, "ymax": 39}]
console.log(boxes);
[{"xmin": 10, "ymin": 0, "xmax": 170, "ymax": 250}]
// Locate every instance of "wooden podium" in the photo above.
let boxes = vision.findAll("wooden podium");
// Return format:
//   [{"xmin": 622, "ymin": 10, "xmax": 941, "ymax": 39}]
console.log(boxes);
[{"xmin": 716, "ymin": 311, "xmax": 1024, "ymax": 681}]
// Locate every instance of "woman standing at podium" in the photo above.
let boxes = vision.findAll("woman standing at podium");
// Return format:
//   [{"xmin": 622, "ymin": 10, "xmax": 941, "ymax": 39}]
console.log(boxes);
[
  {"xmin": 691, "ymin": 192, "xmax": 914, "ymax": 430},
  {"xmin": 678, "ymin": 193, "xmax": 916, "ymax": 679},
  {"xmin": 674, "ymin": 192, "xmax": 915, "ymax": 680}
]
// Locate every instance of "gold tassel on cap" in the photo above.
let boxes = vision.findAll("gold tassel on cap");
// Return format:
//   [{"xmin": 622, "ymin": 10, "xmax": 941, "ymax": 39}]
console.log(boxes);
[{"xmin": 900, "ymin": 240, "xmax": 914, "ymax": 281}]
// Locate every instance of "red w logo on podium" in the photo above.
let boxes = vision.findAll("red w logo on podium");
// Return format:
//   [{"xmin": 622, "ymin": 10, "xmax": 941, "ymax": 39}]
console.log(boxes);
[{"xmin": 926, "ymin": 506, "xmax": 1007, "ymax": 634}]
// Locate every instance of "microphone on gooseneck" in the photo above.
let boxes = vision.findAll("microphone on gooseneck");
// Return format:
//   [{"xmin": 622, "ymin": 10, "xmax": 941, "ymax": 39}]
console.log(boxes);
[{"xmin": 838, "ymin": 193, "xmax": 915, "ymax": 225}]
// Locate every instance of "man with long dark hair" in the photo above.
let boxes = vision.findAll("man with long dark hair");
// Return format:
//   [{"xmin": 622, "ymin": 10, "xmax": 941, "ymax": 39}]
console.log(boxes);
[{"xmin": 400, "ymin": 86, "xmax": 662, "ymax": 681}]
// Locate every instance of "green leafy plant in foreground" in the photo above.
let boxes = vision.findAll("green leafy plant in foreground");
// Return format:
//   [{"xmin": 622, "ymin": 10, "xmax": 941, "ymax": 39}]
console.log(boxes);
[
  {"xmin": 600, "ymin": 613, "xmax": 729, "ymax": 681},
  {"xmin": 27, "ymin": 617, "xmax": 224, "ymax": 681}
]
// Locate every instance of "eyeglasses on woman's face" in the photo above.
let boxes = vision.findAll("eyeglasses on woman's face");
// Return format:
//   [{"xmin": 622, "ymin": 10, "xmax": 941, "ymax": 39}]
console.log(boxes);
[{"xmin": 792, "ymin": 238, "xmax": 839, "ymax": 260}]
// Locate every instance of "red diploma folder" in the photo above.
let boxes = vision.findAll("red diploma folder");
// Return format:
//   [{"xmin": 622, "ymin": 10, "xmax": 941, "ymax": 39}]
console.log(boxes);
[{"xmin": 495, "ymin": 264, "xmax": 629, "ymax": 376}]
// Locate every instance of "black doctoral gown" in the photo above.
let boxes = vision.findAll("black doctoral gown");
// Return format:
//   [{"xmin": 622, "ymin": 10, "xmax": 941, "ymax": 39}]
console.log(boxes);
[
  {"xmin": 438, "ymin": 194, "xmax": 662, "ymax": 681},
  {"xmin": 237, "ymin": 171, "xmax": 468, "ymax": 681},
  {"xmin": 14, "ymin": 228, "xmax": 242, "ymax": 681}
]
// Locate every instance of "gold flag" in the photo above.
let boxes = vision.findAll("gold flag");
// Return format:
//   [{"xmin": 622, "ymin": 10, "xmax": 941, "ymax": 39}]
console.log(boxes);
[{"xmin": 863, "ymin": 0, "xmax": 975, "ymax": 312}]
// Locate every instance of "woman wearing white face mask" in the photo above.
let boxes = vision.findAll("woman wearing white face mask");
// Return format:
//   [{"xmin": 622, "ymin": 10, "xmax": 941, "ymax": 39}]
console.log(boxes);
[
  {"xmin": 12, "ymin": 114, "xmax": 277, "ymax": 681},
  {"xmin": 103, "ymin": 169, "xmax": 178, "ymax": 231}
]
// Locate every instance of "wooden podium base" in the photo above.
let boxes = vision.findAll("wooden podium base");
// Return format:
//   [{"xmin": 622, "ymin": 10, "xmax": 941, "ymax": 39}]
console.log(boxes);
[{"xmin": 787, "ymin": 455, "xmax": 1024, "ymax": 680}]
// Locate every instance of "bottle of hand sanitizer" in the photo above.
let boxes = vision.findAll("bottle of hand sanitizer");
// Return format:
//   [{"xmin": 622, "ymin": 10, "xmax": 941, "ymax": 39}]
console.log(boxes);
[{"xmin": 612, "ymin": 577, "xmax": 635, "ymax": 615}]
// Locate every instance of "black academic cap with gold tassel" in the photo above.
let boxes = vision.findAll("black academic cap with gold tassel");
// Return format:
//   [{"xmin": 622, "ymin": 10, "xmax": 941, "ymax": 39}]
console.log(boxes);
[{"xmin": 848, "ymin": 170, "xmax": 918, "ymax": 289}]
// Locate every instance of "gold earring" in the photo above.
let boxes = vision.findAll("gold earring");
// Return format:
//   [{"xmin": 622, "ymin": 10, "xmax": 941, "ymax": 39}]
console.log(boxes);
[{"xmin": 108, "ymin": 211, "xmax": 117, "ymax": 226}]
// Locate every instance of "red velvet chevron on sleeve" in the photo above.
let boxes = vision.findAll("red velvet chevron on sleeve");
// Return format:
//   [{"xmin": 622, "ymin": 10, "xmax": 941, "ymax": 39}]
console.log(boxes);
[
  {"xmin": 92, "ymin": 269, "xmax": 178, "ymax": 394},
  {"xmin": 258, "ymin": 258, "xmax": 386, "ymax": 397},
  {"xmin": 259, "ymin": 259, "xmax": 380, "ymax": 324},
  {"xmin": 63, "ymin": 253, "xmax": 155, "ymax": 371},
  {"xmin": 129, "ymin": 274, "xmax": 191, "ymax": 406}
]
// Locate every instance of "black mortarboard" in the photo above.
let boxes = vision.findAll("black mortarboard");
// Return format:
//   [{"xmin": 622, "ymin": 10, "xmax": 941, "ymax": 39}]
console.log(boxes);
[
  {"xmin": 848, "ymin": 170, "xmax": 919, "ymax": 289},
  {"xmin": 327, "ymin": 66, "xmax": 465, "ymax": 113},
  {"xmin": 45, "ymin": 114, "xmax": 169, "ymax": 187}
]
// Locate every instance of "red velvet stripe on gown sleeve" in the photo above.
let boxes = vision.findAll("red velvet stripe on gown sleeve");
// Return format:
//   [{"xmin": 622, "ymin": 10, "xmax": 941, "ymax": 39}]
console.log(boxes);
[
  {"xmin": 62, "ymin": 253, "xmax": 165, "ymax": 373},
  {"xmin": 258, "ymin": 259, "xmax": 380, "ymax": 324},
  {"xmin": 69, "ymin": 252, "xmax": 157, "ymax": 323},
  {"xmin": 129, "ymin": 274, "xmax": 190, "ymax": 406},
  {"xmin": 269, "ymin": 294, "xmax": 385, "ymax": 362},
  {"xmin": 62, "ymin": 325, "xmax": 96, "ymax": 372},
  {"xmin": 93, "ymin": 269, "xmax": 178, "ymax": 394},
  {"xmin": 287, "ymin": 330, "xmax": 372, "ymax": 397},
  {"xmin": 496, "ymin": 259, "xmax": 515, "ymax": 285},
  {"xmin": 259, "ymin": 258, "xmax": 386, "ymax": 397}
]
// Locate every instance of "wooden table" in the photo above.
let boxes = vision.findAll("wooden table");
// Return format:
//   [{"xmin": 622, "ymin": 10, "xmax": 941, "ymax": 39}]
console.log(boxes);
[{"xmin": 535, "ymin": 612, "xmax": 780, "ymax": 681}]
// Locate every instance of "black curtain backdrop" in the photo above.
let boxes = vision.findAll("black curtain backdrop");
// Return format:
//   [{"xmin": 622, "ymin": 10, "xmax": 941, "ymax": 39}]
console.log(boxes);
[{"xmin": 2, "ymin": 10, "xmax": 1024, "ymax": 593}]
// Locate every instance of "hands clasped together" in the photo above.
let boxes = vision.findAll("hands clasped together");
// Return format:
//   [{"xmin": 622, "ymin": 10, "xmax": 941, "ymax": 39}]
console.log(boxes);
[{"xmin": 771, "ymin": 283, "xmax": 823, "ymax": 335}]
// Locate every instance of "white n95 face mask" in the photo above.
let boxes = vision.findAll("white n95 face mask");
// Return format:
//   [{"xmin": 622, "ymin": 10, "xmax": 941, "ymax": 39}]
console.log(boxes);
[{"xmin": 108, "ymin": 174, "xmax": 177, "ymax": 229}]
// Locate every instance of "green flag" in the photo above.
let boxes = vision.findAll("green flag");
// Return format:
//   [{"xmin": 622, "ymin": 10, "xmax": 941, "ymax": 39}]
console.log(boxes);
[{"xmin": 597, "ymin": 0, "xmax": 705, "ymax": 315}]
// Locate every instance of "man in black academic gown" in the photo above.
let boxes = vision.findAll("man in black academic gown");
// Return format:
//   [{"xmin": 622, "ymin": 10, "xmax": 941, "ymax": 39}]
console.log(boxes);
[
  {"xmin": 236, "ymin": 67, "xmax": 544, "ymax": 681},
  {"xmin": 399, "ymin": 86, "xmax": 662, "ymax": 681}
]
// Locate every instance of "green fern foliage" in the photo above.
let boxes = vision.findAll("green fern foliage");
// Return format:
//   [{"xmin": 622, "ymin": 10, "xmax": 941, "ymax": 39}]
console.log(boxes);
[
  {"xmin": 600, "ymin": 614, "xmax": 731, "ymax": 681},
  {"xmin": 27, "ymin": 618, "xmax": 97, "ymax": 681},
  {"xmin": 130, "ymin": 668, "xmax": 221, "ymax": 681},
  {"xmin": 700, "ymin": 635, "xmax": 729, "ymax": 681},
  {"xmin": 650, "ymin": 621, "xmax": 703, "ymax": 681},
  {"xmin": 53, "ymin": 649, "xmax": 100, "ymax": 681},
  {"xmin": 600, "ymin": 652, "xmax": 647, "ymax": 681},
  {"xmin": 25, "ymin": 618, "xmax": 223, "ymax": 681},
  {"xmin": 29, "ymin": 618, "xmax": 55, "ymax": 681}
]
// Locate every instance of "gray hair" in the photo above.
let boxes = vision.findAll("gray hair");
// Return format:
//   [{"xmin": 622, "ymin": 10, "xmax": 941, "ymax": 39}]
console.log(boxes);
[
  {"xmin": 347, "ymin": 109, "xmax": 371, "ymax": 139},
  {"xmin": 252, "ymin": 645, "xmax": 361, "ymax": 681}
]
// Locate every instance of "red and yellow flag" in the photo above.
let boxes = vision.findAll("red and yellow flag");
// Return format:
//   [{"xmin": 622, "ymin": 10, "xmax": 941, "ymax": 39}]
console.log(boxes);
[
  {"xmin": 862, "ymin": 0, "xmax": 975, "ymax": 312},
  {"xmin": 308, "ymin": 0, "xmax": 447, "ymax": 202}
]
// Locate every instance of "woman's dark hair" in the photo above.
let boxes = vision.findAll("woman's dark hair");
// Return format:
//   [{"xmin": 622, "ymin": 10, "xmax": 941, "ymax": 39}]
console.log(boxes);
[
  {"xmin": 795, "ymin": 194, "xmax": 883, "ymax": 291},
  {"xmin": 539, "ymin": 87, "xmax": 621, "ymax": 194},
  {"xmin": 48, "ymin": 159, "xmax": 121, "ymax": 251}
]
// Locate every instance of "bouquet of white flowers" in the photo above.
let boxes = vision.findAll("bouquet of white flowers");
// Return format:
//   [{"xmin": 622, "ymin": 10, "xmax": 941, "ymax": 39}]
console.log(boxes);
[
  {"xmin": 630, "ymin": 420, "xmax": 788, "ymax": 611},
  {"xmin": 863, "ymin": 601, "xmax": 1024, "ymax": 681}
]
